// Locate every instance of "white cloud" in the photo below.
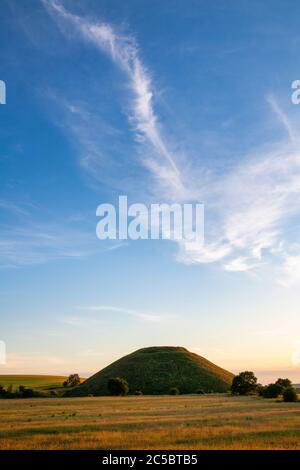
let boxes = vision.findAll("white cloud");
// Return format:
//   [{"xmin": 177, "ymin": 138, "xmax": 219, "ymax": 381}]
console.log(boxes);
[
  {"xmin": 41, "ymin": 1, "xmax": 300, "ymax": 284},
  {"xmin": 177, "ymin": 241, "xmax": 232, "ymax": 264},
  {"xmin": 77, "ymin": 305, "xmax": 173, "ymax": 323},
  {"xmin": 267, "ymin": 94, "xmax": 295, "ymax": 142},
  {"xmin": 279, "ymin": 254, "xmax": 300, "ymax": 287},
  {"xmin": 223, "ymin": 257, "xmax": 260, "ymax": 273},
  {"xmin": 179, "ymin": 141, "xmax": 300, "ymax": 278},
  {"xmin": 0, "ymin": 221, "xmax": 94, "ymax": 267},
  {"xmin": 42, "ymin": 0, "xmax": 186, "ymax": 198}
]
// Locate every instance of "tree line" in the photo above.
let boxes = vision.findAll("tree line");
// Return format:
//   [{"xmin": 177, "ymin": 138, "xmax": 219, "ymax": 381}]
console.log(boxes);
[{"xmin": 231, "ymin": 371, "xmax": 299, "ymax": 402}]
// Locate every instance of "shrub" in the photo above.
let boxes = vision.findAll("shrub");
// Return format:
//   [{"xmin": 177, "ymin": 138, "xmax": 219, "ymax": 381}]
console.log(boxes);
[
  {"xmin": 0, "ymin": 384, "xmax": 35, "ymax": 399},
  {"xmin": 169, "ymin": 387, "xmax": 180, "ymax": 395},
  {"xmin": 134, "ymin": 390, "xmax": 143, "ymax": 395},
  {"xmin": 231, "ymin": 371, "xmax": 258, "ymax": 396},
  {"xmin": 22, "ymin": 388, "xmax": 34, "ymax": 398},
  {"xmin": 107, "ymin": 377, "xmax": 129, "ymax": 396},
  {"xmin": 196, "ymin": 389, "xmax": 204, "ymax": 394},
  {"xmin": 283, "ymin": 387, "xmax": 298, "ymax": 403},
  {"xmin": 17, "ymin": 385, "xmax": 34, "ymax": 398},
  {"xmin": 6, "ymin": 385, "xmax": 14, "ymax": 397},
  {"xmin": 262, "ymin": 383, "xmax": 282, "ymax": 399}
]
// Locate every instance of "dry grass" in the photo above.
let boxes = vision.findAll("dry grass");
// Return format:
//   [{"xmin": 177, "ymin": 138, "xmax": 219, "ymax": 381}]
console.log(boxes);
[{"xmin": 0, "ymin": 394, "xmax": 300, "ymax": 449}]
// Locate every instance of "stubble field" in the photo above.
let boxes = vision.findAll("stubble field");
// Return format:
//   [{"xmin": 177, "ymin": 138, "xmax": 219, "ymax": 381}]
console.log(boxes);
[{"xmin": 1, "ymin": 394, "xmax": 300, "ymax": 450}]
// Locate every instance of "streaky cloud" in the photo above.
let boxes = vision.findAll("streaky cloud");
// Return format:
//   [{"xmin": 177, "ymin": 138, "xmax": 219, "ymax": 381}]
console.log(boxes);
[
  {"xmin": 41, "ymin": 1, "xmax": 300, "ymax": 285},
  {"xmin": 76, "ymin": 304, "xmax": 174, "ymax": 323},
  {"xmin": 42, "ymin": 0, "xmax": 185, "ymax": 197}
]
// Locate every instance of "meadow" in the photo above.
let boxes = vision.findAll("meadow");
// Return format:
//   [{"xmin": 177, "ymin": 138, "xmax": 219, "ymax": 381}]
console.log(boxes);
[
  {"xmin": 1, "ymin": 394, "xmax": 300, "ymax": 450},
  {"xmin": 0, "ymin": 375, "xmax": 68, "ymax": 391}
]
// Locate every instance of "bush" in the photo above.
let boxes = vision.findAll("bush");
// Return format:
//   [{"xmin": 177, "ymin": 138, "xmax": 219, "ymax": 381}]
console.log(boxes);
[
  {"xmin": 262, "ymin": 383, "xmax": 282, "ymax": 399},
  {"xmin": 22, "ymin": 387, "xmax": 34, "ymax": 398},
  {"xmin": 196, "ymin": 389, "xmax": 204, "ymax": 394},
  {"xmin": 283, "ymin": 387, "xmax": 298, "ymax": 403},
  {"xmin": 0, "ymin": 385, "xmax": 7, "ymax": 398},
  {"xmin": 231, "ymin": 371, "xmax": 258, "ymax": 396},
  {"xmin": 0, "ymin": 384, "xmax": 35, "ymax": 399},
  {"xmin": 169, "ymin": 387, "xmax": 180, "ymax": 395},
  {"xmin": 6, "ymin": 384, "xmax": 14, "ymax": 398},
  {"xmin": 134, "ymin": 390, "xmax": 143, "ymax": 395},
  {"xmin": 107, "ymin": 377, "xmax": 129, "ymax": 396}
]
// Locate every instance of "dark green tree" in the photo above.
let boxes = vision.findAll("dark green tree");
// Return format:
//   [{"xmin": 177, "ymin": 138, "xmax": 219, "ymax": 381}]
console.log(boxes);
[
  {"xmin": 107, "ymin": 377, "xmax": 129, "ymax": 396},
  {"xmin": 262, "ymin": 383, "xmax": 282, "ymax": 398},
  {"xmin": 231, "ymin": 371, "xmax": 258, "ymax": 395},
  {"xmin": 275, "ymin": 378, "xmax": 292, "ymax": 390},
  {"xmin": 256, "ymin": 384, "xmax": 264, "ymax": 396},
  {"xmin": 22, "ymin": 388, "xmax": 34, "ymax": 398},
  {"xmin": 283, "ymin": 387, "xmax": 298, "ymax": 403}
]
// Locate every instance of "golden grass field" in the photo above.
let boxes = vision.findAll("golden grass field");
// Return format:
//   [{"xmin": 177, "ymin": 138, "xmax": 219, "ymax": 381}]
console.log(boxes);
[{"xmin": 1, "ymin": 394, "xmax": 300, "ymax": 450}]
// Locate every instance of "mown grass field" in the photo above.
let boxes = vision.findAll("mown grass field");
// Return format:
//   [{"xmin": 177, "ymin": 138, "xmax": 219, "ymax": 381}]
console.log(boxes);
[{"xmin": 1, "ymin": 394, "xmax": 300, "ymax": 449}]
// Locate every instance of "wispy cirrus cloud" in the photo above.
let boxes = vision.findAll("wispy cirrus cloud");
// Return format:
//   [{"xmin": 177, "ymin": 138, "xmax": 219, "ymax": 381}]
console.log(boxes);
[
  {"xmin": 42, "ymin": 0, "xmax": 186, "ymax": 198},
  {"xmin": 0, "ymin": 199, "xmax": 124, "ymax": 267},
  {"xmin": 0, "ymin": 199, "xmax": 31, "ymax": 216},
  {"xmin": 279, "ymin": 253, "xmax": 300, "ymax": 287},
  {"xmin": 179, "ymin": 97, "xmax": 300, "ymax": 279},
  {"xmin": 267, "ymin": 94, "xmax": 295, "ymax": 142},
  {"xmin": 0, "ymin": 222, "xmax": 93, "ymax": 267},
  {"xmin": 77, "ymin": 304, "xmax": 174, "ymax": 323},
  {"xmin": 40, "ymin": 1, "xmax": 300, "ymax": 285}
]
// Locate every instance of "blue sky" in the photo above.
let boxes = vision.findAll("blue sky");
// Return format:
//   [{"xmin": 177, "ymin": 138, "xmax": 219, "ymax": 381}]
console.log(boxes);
[{"xmin": 1, "ymin": 0, "xmax": 300, "ymax": 383}]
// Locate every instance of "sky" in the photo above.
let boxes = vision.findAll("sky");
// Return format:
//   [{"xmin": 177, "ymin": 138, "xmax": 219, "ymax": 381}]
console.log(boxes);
[{"xmin": 1, "ymin": 0, "xmax": 300, "ymax": 383}]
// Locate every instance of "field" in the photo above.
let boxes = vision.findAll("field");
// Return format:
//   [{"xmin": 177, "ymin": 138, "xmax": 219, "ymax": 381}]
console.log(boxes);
[
  {"xmin": 0, "ymin": 375, "xmax": 86, "ymax": 393},
  {"xmin": 0, "ymin": 375, "xmax": 69, "ymax": 391},
  {"xmin": 1, "ymin": 394, "xmax": 300, "ymax": 449}
]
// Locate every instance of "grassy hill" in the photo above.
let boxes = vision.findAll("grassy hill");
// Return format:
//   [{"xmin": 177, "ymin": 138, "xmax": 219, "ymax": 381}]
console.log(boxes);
[
  {"xmin": 0, "ymin": 375, "xmax": 69, "ymax": 391},
  {"xmin": 66, "ymin": 346, "xmax": 234, "ymax": 396}
]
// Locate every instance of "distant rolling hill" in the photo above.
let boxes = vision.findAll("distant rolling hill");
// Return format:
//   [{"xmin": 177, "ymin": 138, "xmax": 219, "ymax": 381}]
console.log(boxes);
[
  {"xmin": 0, "ymin": 375, "xmax": 81, "ymax": 391},
  {"xmin": 66, "ymin": 346, "xmax": 234, "ymax": 396}
]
